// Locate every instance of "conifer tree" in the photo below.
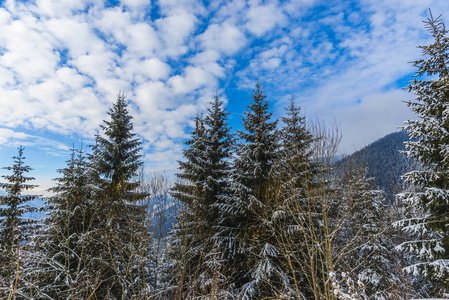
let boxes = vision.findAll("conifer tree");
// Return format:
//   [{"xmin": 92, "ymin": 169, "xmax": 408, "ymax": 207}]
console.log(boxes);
[
  {"xmin": 279, "ymin": 97, "xmax": 312, "ymax": 164},
  {"xmin": 395, "ymin": 11, "xmax": 449, "ymax": 295},
  {"xmin": 337, "ymin": 166, "xmax": 399, "ymax": 299},
  {"xmin": 170, "ymin": 114, "xmax": 208, "ymax": 298},
  {"xmin": 218, "ymin": 81, "xmax": 281, "ymax": 298},
  {"xmin": 90, "ymin": 91, "xmax": 151, "ymax": 299},
  {"xmin": 0, "ymin": 146, "xmax": 37, "ymax": 298},
  {"xmin": 94, "ymin": 92, "xmax": 144, "ymax": 194},
  {"xmin": 26, "ymin": 146, "xmax": 96, "ymax": 299},
  {"xmin": 272, "ymin": 97, "xmax": 317, "ymax": 298},
  {"xmin": 170, "ymin": 93, "xmax": 234, "ymax": 298},
  {"xmin": 277, "ymin": 97, "xmax": 314, "ymax": 217}
]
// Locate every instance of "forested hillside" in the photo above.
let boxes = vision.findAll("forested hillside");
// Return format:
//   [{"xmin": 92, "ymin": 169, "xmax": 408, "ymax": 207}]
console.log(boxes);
[{"xmin": 337, "ymin": 131, "xmax": 414, "ymax": 204}]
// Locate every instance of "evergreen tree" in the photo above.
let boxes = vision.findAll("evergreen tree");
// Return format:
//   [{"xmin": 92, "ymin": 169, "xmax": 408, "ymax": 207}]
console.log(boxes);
[
  {"xmin": 218, "ymin": 81, "xmax": 281, "ymax": 298},
  {"xmin": 395, "ymin": 11, "xmax": 449, "ymax": 296},
  {"xmin": 277, "ymin": 96, "xmax": 314, "ymax": 215},
  {"xmin": 94, "ymin": 92, "xmax": 144, "ymax": 193},
  {"xmin": 279, "ymin": 97, "xmax": 312, "ymax": 165},
  {"xmin": 90, "ymin": 91, "xmax": 151, "ymax": 299},
  {"xmin": 26, "ymin": 146, "xmax": 97, "ymax": 299},
  {"xmin": 170, "ymin": 93, "xmax": 234, "ymax": 298},
  {"xmin": 0, "ymin": 146, "xmax": 37, "ymax": 298},
  {"xmin": 272, "ymin": 97, "xmax": 317, "ymax": 298},
  {"xmin": 169, "ymin": 114, "xmax": 208, "ymax": 298},
  {"xmin": 337, "ymin": 165, "xmax": 399, "ymax": 299}
]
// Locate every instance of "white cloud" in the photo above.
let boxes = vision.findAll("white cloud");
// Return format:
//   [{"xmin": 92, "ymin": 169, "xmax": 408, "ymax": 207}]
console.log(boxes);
[
  {"xmin": 95, "ymin": 8, "xmax": 161, "ymax": 57},
  {"xmin": 157, "ymin": 0, "xmax": 206, "ymax": 17},
  {"xmin": 30, "ymin": 0, "xmax": 93, "ymax": 18},
  {"xmin": 44, "ymin": 19, "xmax": 103, "ymax": 61},
  {"xmin": 0, "ymin": 18, "xmax": 59, "ymax": 82},
  {"xmin": 245, "ymin": 2, "xmax": 287, "ymax": 36},
  {"xmin": 0, "ymin": 66, "xmax": 15, "ymax": 86},
  {"xmin": 155, "ymin": 11, "xmax": 198, "ymax": 57},
  {"xmin": 199, "ymin": 22, "xmax": 247, "ymax": 55},
  {"xmin": 168, "ymin": 66, "xmax": 217, "ymax": 95},
  {"xmin": 124, "ymin": 57, "xmax": 171, "ymax": 82},
  {"xmin": 0, "ymin": 128, "xmax": 33, "ymax": 146},
  {"xmin": 0, "ymin": 127, "xmax": 70, "ymax": 154}
]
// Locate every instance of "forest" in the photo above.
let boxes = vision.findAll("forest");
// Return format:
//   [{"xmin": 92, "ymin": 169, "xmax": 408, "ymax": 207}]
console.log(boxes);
[{"xmin": 0, "ymin": 11, "xmax": 449, "ymax": 300}]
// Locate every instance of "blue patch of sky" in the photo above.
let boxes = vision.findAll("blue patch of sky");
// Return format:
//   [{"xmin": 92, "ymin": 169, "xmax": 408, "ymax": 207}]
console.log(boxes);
[
  {"xmin": 92, "ymin": 27, "xmax": 114, "ymax": 46},
  {"xmin": 383, "ymin": 73, "xmax": 414, "ymax": 91},
  {"xmin": 56, "ymin": 48, "xmax": 69, "ymax": 67},
  {"xmin": 105, "ymin": 0, "xmax": 121, "ymax": 9},
  {"xmin": 224, "ymin": 88, "xmax": 251, "ymax": 128},
  {"xmin": 148, "ymin": 2, "xmax": 161, "ymax": 22},
  {"xmin": 303, "ymin": 1, "xmax": 371, "ymax": 63}
]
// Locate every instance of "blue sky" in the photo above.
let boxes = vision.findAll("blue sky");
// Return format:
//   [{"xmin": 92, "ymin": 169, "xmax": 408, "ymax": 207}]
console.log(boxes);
[{"xmin": 0, "ymin": 0, "xmax": 448, "ymax": 196}]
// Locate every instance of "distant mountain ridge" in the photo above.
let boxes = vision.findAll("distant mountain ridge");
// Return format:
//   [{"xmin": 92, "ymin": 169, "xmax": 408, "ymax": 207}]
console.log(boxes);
[{"xmin": 337, "ymin": 131, "xmax": 414, "ymax": 204}]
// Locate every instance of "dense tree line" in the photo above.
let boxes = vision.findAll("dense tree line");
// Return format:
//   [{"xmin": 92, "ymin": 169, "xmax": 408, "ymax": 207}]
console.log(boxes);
[{"xmin": 1, "ymin": 11, "xmax": 449, "ymax": 300}]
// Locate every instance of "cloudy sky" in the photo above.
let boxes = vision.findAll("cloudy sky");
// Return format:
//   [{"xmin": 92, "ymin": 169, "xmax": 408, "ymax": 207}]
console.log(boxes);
[{"xmin": 0, "ymin": 0, "xmax": 448, "ymax": 195}]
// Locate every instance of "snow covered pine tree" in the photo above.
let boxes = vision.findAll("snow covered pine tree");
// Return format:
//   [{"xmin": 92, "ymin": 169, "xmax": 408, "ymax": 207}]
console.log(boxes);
[
  {"xmin": 90, "ymin": 91, "xmax": 150, "ymax": 299},
  {"xmin": 27, "ymin": 146, "xmax": 97, "ymax": 299},
  {"xmin": 0, "ymin": 146, "xmax": 37, "ymax": 298},
  {"xmin": 395, "ymin": 11, "xmax": 449, "ymax": 296},
  {"xmin": 170, "ymin": 93, "xmax": 234, "ymax": 299},
  {"xmin": 217, "ymin": 81, "xmax": 282, "ymax": 299}
]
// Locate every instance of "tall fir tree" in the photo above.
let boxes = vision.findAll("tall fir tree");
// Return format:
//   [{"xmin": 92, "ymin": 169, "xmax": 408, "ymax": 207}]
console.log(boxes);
[
  {"xmin": 26, "ymin": 146, "xmax": 97, "ymax": 299},
  {"xmin": 394, "ymin": 11, "xmax": 449, "ymax": 296},
  {"xmin": 170, "ymin": 93, "xmax": 234, "ymax": 298},
  {"xmin": 277, "ymin": 96, "xmax": 314, "ymax": 211},
  {"xmin": 0, "ymin": 146, "xmax": 37, "ymax": 298},
  {"xmin": 217, "ymin": 81, "xmax": 281, "ymax": 298},
  {"xmin": 90, "ymin": 91, "xmax": 151, "ymax": 299},
  {"xmin": 273, "ymin": 97, "xmax": 317, "ymax": 298},
  {"xmin": 94, "ymin": 92, "xmax": 144, "ymax": 194},
  {"xmin": 170, "ymin": 114, "xmax": 208, "ymax": 298}
]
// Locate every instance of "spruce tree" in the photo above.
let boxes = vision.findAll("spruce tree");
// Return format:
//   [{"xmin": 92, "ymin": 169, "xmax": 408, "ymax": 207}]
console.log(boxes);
[
  {"xmin": 27, "ymin": 146, "xmax": 96, "ymax": 299},
  {"xmin": 0, "ymin": 146, "xmax": 37, "ymax": 298},
  {"xmin": 90, "ymin": 91, "xmax": 150, "ymax": 299},
  {"xmin": 273, "ymin": 97, "xmax": 317, "ymax": 298},
  {"xmin": 170, "ymin": 114, "xmax": 208, "ymax": 298},
  {"xmin": 170, "ymin": 93, "xmax": 234, "ymax": 298},
  {"xmin": 277, "ymin": 97, "xmax": 314, "ymax": 215},
  {"xmin": 395, "ymin": 11, "xmax": 449, "ymax": 295},
  {"xmin": 218, "ymin": 81, "xmax": 281, "ymax": 298},
  {"xmin": 94, "ymin": 92, "xmax": 144, "ymax": 193},
  {"xmin": 336, "ymin": 166, "xmax": 398, "ymax": 299},
  {"xmin": 279, "ymin": 97, "xmax": 312, "ymax": 164}
]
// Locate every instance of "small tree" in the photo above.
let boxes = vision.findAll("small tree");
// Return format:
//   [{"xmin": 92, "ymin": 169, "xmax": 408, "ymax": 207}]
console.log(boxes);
[
  {"xmin": 0, "ymin": 146, "xmax": 37, "ymax": 298},
  {"xmin": 394, "ymin": 11, "xmax": 449, "ymax": 297}
]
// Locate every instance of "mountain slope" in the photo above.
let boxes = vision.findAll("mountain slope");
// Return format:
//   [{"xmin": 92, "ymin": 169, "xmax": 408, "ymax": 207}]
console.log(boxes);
[{"xmin": 337, "ymin": 131, "xmax": 414, "ymax": 204}]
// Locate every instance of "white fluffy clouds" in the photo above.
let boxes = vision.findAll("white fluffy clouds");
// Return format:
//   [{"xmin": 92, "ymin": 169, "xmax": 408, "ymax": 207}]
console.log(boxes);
[
  {"xmin": 0, "ymin": 0, "xmax": 448, "ymax": 175},
  {"xmin": 246, "ymin": 2, "xmax": 287, "ymax": 36},
  {"xmin": 237, "ymin": 0, "xmax": 449, "ymax": 152},
  {"xmin": 0, "ymin": 0, "xmax": 239, "ymax": 171}
]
